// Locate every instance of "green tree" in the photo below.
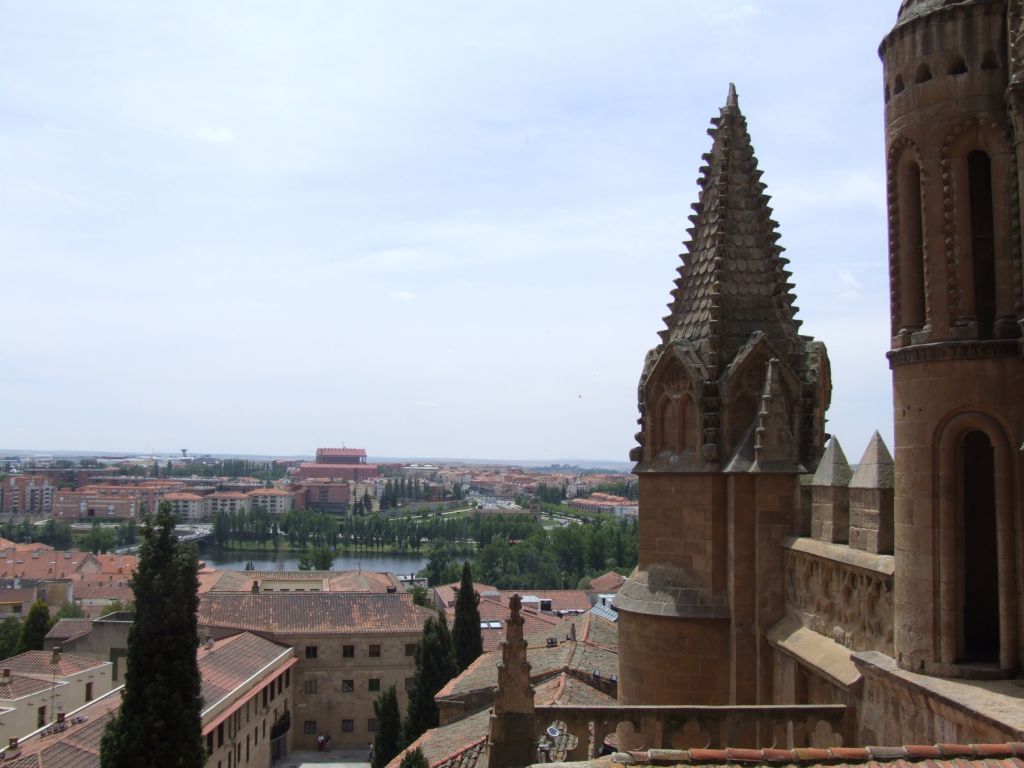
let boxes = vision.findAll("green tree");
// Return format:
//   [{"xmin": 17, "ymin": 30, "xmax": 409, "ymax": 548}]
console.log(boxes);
[
  {"xmin": 100, "ymin": 502, "xmax": 203, "ymax": 768},
  {"xmin": 54, "ymin": 601, "xmax": 86, "ymax": 620},
  {"xmin": 407, "ymin": 584, "xmax": 429, "ymax": 607},
  {"xmin": 403, "ymin": 614, "xmax": 456, "ymax": 743},
  {"xmin": 399, "ymin": 748, "xmax": 429, "ymax": 768},
  {"xmin": 452, "ymin": 562, "xmax": 482, "ymax": 672},
  {"xmin": 372, "ymin": 685, "xmax": 403, "ymax": 768},
  {"xmin": 17, "ymin": 600, "xmax": 52, "ymax": 653},
  {"xmin": 0, "ymin": 617, "xmax": 21, "ymax": 659}
]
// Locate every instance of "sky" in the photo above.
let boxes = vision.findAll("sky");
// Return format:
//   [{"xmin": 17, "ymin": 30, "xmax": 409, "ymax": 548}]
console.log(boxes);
[{"xmin": 0, "ymin": 1, "xmax": 899, "ymax": 463}]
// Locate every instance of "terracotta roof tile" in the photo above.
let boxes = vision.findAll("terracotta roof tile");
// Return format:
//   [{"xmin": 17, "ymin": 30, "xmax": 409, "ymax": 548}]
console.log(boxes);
[
  {"xmin": 588, "ymin": 571, "xmax": 627, "ymax": 593},
  {"xmin": 197, "ymin": 632, "xmax": 292, "ymax": 709},
  {"xmin": 3, "ymin": 651, "xmax": 106, "ymax": 677},
  {"xmin": 44, "ymin": 619, "xmax": 93, "ymax": 644},
  {"xmin": 0, "ymin": 674, "xmax": 57, "ymax": 700},
  {"xmin": 614, "ymin": 743, "xmax": 1024, "ymax": 767},
  {"xmin": 198, "ymin": 592, "xmax": 433, "ymax": 635},
  {"xmin": 387, "ymin": 708, "xmax": 490, "ymax": 768}
]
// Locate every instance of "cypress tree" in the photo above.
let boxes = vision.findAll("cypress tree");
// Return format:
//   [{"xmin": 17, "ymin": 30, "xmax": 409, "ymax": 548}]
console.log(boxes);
[
  {"xmin": 403, "ymin": 614, "xmax": 456, "ymax": 743},
  {"xmin": 100, "ymin": 502, "xmax": 203, "ymax": 768},
  {"xmin": 399, "ymin": 747, "xmax": 429, "ymax": 768},
  {"xmin": 372, "ymin": 685, "xmax": 403, "ymax": 768},
  {"xmin": 16, "ymin": 601, "xmax": 51, "ymax": 653},
  {"xmin": 452, "ymin": 562, "xmax": 482, "ymax": 672}
]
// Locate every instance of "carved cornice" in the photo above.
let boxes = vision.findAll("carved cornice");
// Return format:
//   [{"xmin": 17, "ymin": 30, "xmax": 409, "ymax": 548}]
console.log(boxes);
[{"xmin": 887, "ymin": 338, "xmax": 1021, "ymax": 367}]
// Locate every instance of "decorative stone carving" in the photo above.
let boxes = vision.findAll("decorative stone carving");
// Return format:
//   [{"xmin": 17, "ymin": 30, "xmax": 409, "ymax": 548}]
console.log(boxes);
[{"xmin": 784, "ymin": 543, "xmax": 894, "ymax": 655}]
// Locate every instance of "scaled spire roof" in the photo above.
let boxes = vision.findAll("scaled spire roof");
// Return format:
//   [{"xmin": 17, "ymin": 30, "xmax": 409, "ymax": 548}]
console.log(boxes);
[{"xmin": 661, "ymin": 83, "xmax": 802, "ymax": 373}]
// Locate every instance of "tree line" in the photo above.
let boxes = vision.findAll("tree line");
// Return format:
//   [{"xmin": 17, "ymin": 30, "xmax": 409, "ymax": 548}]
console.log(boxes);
[{"xmin": 423, "ymin": 515, "xmax": 638, "ymax": 590}]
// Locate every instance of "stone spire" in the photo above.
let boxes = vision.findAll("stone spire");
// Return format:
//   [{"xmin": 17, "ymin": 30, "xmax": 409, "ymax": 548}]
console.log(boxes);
[
  {"xmin": 811, "ymin": 437, "xmax": 853, "ymax": 543},
  {"xmin": 487, "ymin": 594, "xmax": 536, "ymax": 768},
  {"xmin": 661, "ymin": 83, "xmax": 802, "ymax": 375}
]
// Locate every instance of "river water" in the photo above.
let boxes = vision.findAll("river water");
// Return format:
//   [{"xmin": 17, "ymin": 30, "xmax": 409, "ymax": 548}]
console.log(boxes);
[{"xmin": 198, "ymin": 546, "xmax": 429, "ymax": 576}]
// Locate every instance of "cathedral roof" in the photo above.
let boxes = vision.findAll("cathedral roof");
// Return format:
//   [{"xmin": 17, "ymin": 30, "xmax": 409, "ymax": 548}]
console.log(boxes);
[{"xmin": 661, "ymin": 84, "xmax": 801, "ymax": 374}]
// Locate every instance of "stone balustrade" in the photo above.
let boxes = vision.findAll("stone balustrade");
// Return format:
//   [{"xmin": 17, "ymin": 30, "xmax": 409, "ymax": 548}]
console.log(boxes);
[
  {"xmin": 532, "ymin": 703, "xmax": 851, "ymax": 762},
  {"xmin": 783, "ymin": 537, "xmax": 895, "ymax": 654}
]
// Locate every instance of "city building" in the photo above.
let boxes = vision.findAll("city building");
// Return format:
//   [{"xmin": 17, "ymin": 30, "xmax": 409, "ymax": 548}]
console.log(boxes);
[
  {"xmin": 1, "ymin": 477, "xmax": 55, "ymax": 515},
  {"xmin": 197, "ymin": 591, "xmax": 432, "ymax": 750},
  {"xmin": 1, "ymin": 631, "xmax": 296, "ymax": 768},
  {"xmin": 0, "ymin": 649, "xmax": 113, "ymax": 747},
  {"xmin": 293, "ymin": 448, "xmax": 380, "ymax": 482}
]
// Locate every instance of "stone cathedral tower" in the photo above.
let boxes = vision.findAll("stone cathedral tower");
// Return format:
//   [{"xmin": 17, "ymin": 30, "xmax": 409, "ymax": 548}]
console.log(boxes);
[
  {"xmin": 881, "ymin": 0, "xmax": 1024, "ymax": 676},
  {"xmin": 616, "ymin": 85, "xmax": 831, "ymax": 705}
]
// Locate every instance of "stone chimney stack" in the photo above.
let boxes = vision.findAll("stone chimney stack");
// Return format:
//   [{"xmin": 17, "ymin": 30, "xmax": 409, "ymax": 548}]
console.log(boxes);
[
  {"xmin": 487, "ymin": 594, "xmax": 536, "ymax": 768},
  {"xmin": 810, "ymin": 437, "xmax": 853, "ymax": 543},
  {"xmin": 848, "ymin": 432, "xmax": 895, "ymax": 554}
]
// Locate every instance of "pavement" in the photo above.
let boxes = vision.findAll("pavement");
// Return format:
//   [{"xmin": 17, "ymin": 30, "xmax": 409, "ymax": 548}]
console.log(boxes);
[{"xmin": 278, "ymin": 749, "xmax": 370, "ymax": 768}]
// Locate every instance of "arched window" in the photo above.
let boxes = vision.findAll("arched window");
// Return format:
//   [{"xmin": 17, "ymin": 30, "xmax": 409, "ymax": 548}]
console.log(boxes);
[
  {"xmin": 961, "ymin": 430, "xmax": 998, "ymax": 662},
  {"xmin": 915, "ymin": 62, "xmax": 932, "ymax": 83},
  {"xmin": 658, "ymin": 397, "xmax": 679, "ymax": 453},
  {"xmin": 947, "ymin": 56, "xmax": 968, "ymax": 75},
  {"xmin": 967, "ymin": 150, "xmax": 995, "ymax": 337},
  {"xmin": 897, "ymin": 158, "xmax": 925, "ymax": 332},
  {"xmin": 893, "ymin": 75, "xmax": 905, "ymax": 94}
]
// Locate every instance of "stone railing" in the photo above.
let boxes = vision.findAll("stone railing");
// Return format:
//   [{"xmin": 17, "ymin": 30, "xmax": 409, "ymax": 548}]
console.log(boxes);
[
  {"xmin": 783, "ymin": 537, "xmax": 894, "ymax": 654},
  {"xmin": 532, "ymin": 704, "xmax": 851, "ymax": 762}
]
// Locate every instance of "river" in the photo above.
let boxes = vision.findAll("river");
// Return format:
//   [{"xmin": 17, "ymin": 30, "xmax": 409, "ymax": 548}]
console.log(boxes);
[{"xmin": 197, "ymin": 546, "xmax": 429, "ymax": 576}]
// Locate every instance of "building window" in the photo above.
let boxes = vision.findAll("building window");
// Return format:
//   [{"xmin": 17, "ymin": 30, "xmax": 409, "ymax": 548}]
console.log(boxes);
[
  {"xmin": 368, "ymin": 718, "xmax": 378, "ymax": 733},
  {"xmin": 343, "ymin": 645, "xmax": 354, "ymax": 658},
  {"xmin": 342, "ymin": 719, "xmax": 354, "ymax": 733},
  {"xmin": 37, "ymin": 705, "xmax": 46, "ymax": 728},
  {"xmin": 218, "ymin": 723, "xmax": 224, "ymax": 747},
  {"xmin": 369, "ymin": 644, "xmax": 381, "ymax": 658},
  {"xmin": 305, "ymin": 679, "xmax": 318, "ymax": 694},
  {"xmin": 85, "ymin": 682, "xmax": 93, "ymax": 702},
  {"xmin": 305, "ymin": 646, "xmax": 318, "ymax": 659},
  {"xmin": 304, "ymin": 720, "xmax": 317, "ymax": 735},
  {"xmin": 342, "ymin": 679, "xmax": 354, "ymax": 693},
  {"xmin": 285, "ymin": 670, "xmax": 290, "ymax": 687},
  {"xmin": 405, "ymin": 643, "xmax": 416, "ymax": 657},
  {"xmin": 368, "ymin": 678, "xmax": 380, "ymax": 692}
]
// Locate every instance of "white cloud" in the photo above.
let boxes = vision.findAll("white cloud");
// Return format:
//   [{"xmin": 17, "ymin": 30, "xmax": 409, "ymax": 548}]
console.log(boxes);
[
  {"xmin": 838, "ymin": 270, "xmax": 862, "ymax": 300},
  {"xmin": 390, "ymin": 290, "xmax": 416, "ymax": 301},
  {"xmin": 195, "ymin": 125, "xmax": 236, "ymax": 144}
]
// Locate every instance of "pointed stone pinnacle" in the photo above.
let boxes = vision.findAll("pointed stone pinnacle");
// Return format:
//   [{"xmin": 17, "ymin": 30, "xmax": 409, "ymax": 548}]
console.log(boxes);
[
  {"xmin": 726, "ymin": 82, "xmax": 738, "ymax": 110},
  {"xmin": 850, "ymin": 431, "xmax": 894, "ymax": 489},
  {"xmin": 812, "ymin": 436, "xmax": 853, "ymax": 487}
]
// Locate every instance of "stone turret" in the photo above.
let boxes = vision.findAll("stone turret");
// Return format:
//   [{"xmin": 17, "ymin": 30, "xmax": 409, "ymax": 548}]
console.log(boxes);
[
  {"xmin": 487, "ymin": 595, "xmax": 536, "ymax": 768},
  {"xmin": 618, "ymin": 85, "xmax": 831, "ymax": 707},
  {"xmin": 632, "ymin": 85, "xmax": 829, "ymax": 473},
  {"xmin": 881, "ymin": 0, "xmax": 1024, "ymax": 674}
]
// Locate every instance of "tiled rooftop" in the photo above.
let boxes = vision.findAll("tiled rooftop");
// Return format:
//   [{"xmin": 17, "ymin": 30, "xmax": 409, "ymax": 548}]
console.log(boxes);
[
  {"xmin": 0, "ymin": 674, "xmax": 59, "ymax": 701},
  {"xmin": 198, "ymin": 591, "xmax": 433, "ymax": 635},
  {"xmin": 612, "ymin": 743, "xmax": 1024, "ymax": 767},
  {"xmin": 3, "ymin": 651, "xmax": 106, "ymax": 678},
  {"xmin": 44, "ymin": 619, "xmax": 93, "ymax": 644},
  {"xmin": 387, "ymin": 707, "xmax": 491, "ymax": 768},
  {"xmin": 437, "ymin": 634, "xmax": 617, "ymax": 701},
  {"xmin": 588, "ymin": 571, "xmax": 627, "ymax": 593},
  {"xmin": 0, "ymin": 689, "xmax": 122, "ymax": 768},
  {"xmin": 197, "ymin": 632, "xmax": 292, "ymax": 710}
]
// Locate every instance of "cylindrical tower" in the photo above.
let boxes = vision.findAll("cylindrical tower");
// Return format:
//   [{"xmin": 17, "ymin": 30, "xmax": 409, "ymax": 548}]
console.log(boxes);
[{"xmin": 880, "ymin": 0, "xmax": 1024, "ymax": 675}]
